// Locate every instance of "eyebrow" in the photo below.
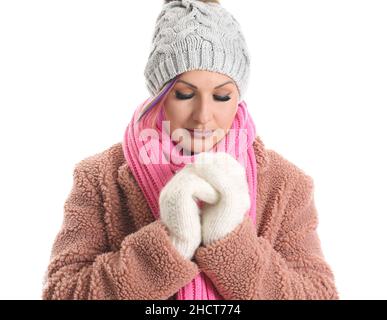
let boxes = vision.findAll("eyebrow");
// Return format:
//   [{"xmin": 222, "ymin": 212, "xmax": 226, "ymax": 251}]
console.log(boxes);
[{"xmin": 176, "ymin": 79, "xmax": 233, "ymax": 89}]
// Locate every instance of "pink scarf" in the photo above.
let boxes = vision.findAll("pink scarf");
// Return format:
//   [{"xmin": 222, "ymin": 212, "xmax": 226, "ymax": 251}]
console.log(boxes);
[{"xmin": 122, "ymin": 97, "xmax": 257, "ymax": 300}]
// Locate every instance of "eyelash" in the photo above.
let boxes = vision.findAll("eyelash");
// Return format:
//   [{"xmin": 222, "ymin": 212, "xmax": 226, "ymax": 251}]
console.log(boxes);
[{"xmin": 175, "ymin": 91, "xmax": 231, "ymax": 102}]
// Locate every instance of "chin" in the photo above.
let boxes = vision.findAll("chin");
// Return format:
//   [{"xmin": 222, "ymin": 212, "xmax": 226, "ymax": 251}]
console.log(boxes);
[
  {"xmin": 184, "ymin": 137, "xmax": 218, "ymax": 155},
  {"xmin": 190, "ymin": 144, "xmax": 212, "ymax": 154},
  {"xmin": 172, "ymin": 131, "xmax": 226, "ymax": 155}
]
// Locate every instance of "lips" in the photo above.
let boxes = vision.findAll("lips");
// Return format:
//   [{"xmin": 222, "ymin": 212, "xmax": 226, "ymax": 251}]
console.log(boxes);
[{"xmin": 186, "ymin": 128, "xmax": 214, "ymax": 138}]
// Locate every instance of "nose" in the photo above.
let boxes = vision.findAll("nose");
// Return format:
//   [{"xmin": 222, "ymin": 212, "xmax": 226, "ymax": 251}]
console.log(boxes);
[{"xmin": 192, "ymin": 98, "xmax": 213, "ymax": 125}]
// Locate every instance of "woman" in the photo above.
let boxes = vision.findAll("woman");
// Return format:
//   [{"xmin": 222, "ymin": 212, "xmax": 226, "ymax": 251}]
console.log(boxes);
[{"xmin": 42, "ymin": 0, "xmax": 339, "ymax": 300}]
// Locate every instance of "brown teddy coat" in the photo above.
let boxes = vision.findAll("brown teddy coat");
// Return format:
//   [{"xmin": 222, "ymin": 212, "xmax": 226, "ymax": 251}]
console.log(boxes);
[{"xmin": 42, "ymin": 135, "xmax": 339, "ymax": 300}]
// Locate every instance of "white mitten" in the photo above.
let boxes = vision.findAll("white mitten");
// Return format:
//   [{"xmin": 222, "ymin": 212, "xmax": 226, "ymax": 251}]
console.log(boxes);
[
  {"xmin": 191, "ymin": 152, "xmax": 251, "ymax": 246},
  {"xmin": 159, "ymin": 165, "xmax": 219, "ymax": 260}
]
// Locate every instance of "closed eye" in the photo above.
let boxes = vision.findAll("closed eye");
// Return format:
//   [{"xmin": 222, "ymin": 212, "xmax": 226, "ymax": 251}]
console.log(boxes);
[
  {"xmin": 175, "ymin": 91, "xmax": 231, "ymax": 102},
  {"xmin": 213, "ymin": 95, "xmax": 231, "ymax": 102},
  {"xmin": 175, "ymin": 91, "xmax": 194, "ymax": 100}
]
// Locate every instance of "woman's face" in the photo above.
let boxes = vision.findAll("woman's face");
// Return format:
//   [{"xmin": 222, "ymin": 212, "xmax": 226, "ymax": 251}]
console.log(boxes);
[{"xmin": 163, "ymin": 70, "xmax": 240, "ymax": 154}]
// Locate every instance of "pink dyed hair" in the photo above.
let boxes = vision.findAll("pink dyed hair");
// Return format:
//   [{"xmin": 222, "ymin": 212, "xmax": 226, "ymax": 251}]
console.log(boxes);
[{"xmin": 137, "ymin": 75, "xmax": 181, "ymax": 129}]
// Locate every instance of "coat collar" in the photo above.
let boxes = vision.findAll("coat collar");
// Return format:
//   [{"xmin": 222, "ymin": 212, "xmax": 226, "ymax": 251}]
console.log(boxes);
[{"xmin": 252, "ymin": 134, "xmax": 269, "ymax": 173}]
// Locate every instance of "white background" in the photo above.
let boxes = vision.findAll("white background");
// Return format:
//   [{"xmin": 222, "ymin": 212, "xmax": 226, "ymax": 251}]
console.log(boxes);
[{"xmin": 0, "ymin": 0, "xmax": 386, "ymax": 299}]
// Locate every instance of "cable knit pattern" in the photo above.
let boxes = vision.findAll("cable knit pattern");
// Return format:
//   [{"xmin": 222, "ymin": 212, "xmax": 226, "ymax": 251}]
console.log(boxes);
[
  {"xmin": 42, "ymin": 136, "xmax": 339, "ymax": 300},
  {"xmin": 144, "ymin": 0, "xmax": 250, "ymax": 99}
]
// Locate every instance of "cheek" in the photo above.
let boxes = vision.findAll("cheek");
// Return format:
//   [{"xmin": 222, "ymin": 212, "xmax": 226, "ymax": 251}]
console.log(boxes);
[
  {"xmin": 164, "ymin": 101, "xmax": 192, "ymax": 129},
  {"xmin": 214, "ymin": 103, "xmax": 238, "ymax": 129}
]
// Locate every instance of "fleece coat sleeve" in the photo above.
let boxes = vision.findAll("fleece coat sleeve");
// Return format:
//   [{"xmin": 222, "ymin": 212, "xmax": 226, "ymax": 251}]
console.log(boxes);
[
  {"xmin": 194, "ymin": 172, "xmax": 339, "ymax": 300},
  {"xmin": 42, "ymin": 162, "xmax": 199, "ymax": 300}
]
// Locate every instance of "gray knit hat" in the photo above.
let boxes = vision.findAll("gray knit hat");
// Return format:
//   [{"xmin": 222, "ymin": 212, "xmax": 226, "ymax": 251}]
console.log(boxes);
[{"xmin": 144, "ymin": 0, "xmax": 251, "ymax": 101}]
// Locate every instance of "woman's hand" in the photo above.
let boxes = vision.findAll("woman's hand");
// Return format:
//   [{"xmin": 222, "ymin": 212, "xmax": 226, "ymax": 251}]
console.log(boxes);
[
  {"xmin": 159, "ymin": 165, "xmax": 219, "ymax": 260},
  {"xmin": 189, "ymin": 152, "xmax": 251, "ymax": 246}
]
